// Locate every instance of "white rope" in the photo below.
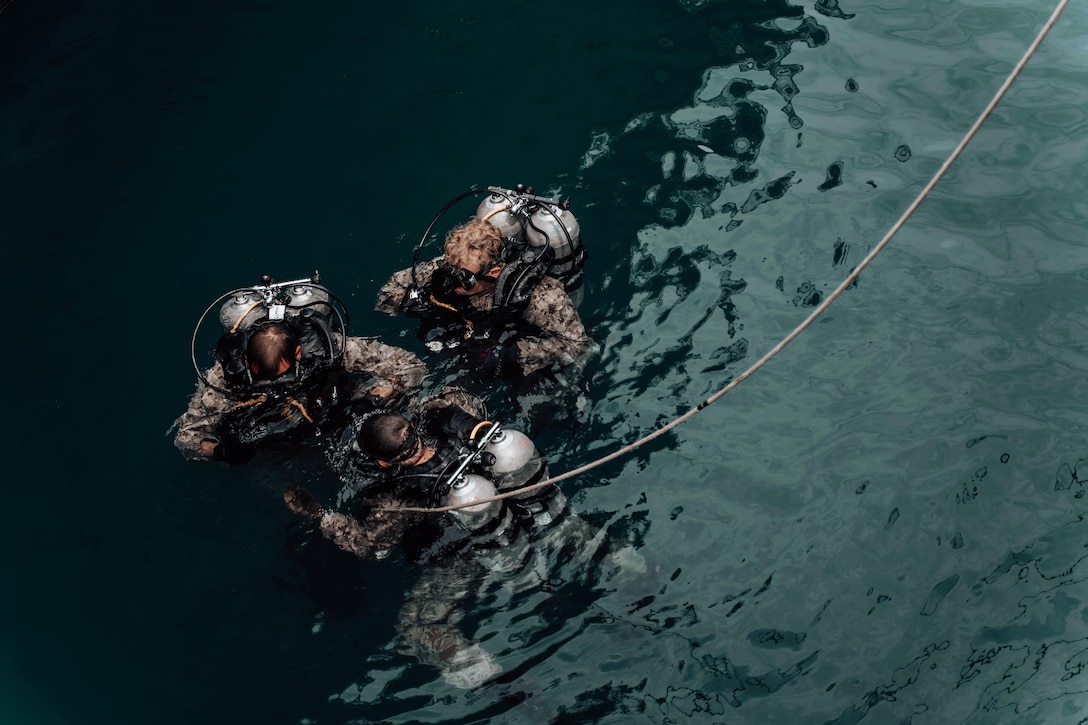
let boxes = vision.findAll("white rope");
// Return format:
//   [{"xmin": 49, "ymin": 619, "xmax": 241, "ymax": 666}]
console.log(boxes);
[{"xmin": 393, "ymin": 0, "xmax": 1070, "ymax": 514}]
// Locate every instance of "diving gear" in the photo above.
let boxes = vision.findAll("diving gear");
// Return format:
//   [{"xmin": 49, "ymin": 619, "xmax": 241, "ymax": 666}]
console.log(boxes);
[
  {"xmin": 189, "ymin": 272, "xmax": 349, "ymax": 401},
  {"xmin": 217, "ymin": 274, "xmax": 334, "ymax": 333},
  {"xmin": 481, "ymin": 428, "xmax": 545, "ymax": 490},
  {"xmin": 400, "ymin": 284, "xmax": 431, "ymax": 317},
  {"xmin": 492, "ymin": 242, "xmax": 551, "ymax": 310},
  {"xmin": 475, "ymin": 189, "xmax": 526, "ymax": 241},
  {"xmin": 476, "ymin": 185, "xmax": 585, "ymax": 292},
  {"xmin": 441, "ymin": 471, "xmax": 518, "ymax": 548},
  {"xmin": 444, "ymin": 473, "xmax": 499, "ymax": 526},
  {"xmin": 396, "ymin": 185, "xmax": 585, "ymax": 362},
  {"xmin": 389, "ymin": 423, "xmax": 423, "ymax": 464},
  {"xmin": 407, "ymin": 183, "xmax": 586, "ymax": 294},
  {"xmin": 436, "ymin": 259, "xmax": 500, "ymax": 292},
  {"xmin": 525, "ymin": 203, "xmax": 584, "ymax": 287},
  {"xmin": 480, "ymin": 427, "xmax": 558, "ymax": 528},
  {"xmin": 436, "ymin": 422, "xmax": 559, "ymax": 533}
]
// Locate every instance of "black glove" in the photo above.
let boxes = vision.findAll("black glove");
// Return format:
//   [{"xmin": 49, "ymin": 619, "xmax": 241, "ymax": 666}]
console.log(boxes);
[{"xmin": 399, "ymin": 285, "xmax": 431, "ymax": 317}]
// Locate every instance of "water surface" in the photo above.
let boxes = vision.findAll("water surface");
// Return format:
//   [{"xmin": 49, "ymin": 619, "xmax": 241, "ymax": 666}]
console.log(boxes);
[{"xmin": 3, "ymin": 0, "xmax": 1087, "ymax": 722}]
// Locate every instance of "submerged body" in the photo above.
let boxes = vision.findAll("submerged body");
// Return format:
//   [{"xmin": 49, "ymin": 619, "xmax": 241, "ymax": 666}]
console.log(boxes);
[{"xmin": 287, "ymin": 393, "xmax": 580, "ymax": 688}]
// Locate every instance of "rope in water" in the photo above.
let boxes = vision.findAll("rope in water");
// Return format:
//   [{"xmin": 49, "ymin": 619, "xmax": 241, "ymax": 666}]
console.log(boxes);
[{"xmin": 391, "ymin": 0, "xmax": 1070, "ymax": 514}]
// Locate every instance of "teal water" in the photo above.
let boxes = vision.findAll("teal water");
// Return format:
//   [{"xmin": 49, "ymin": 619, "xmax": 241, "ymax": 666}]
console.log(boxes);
[{"xmin": 4, "ymin": 0, "xmax": 1088, "ymax": 722}]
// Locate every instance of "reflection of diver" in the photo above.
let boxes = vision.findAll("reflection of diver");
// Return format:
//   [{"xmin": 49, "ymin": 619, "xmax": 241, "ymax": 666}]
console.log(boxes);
[
  {"xmin": 396, "ymin": 499, "xmax": 648, "ymax": 692},
  {"xmin": 287, "ymin": 394, "xmax": 592, "ymax": 688},
  {"xmin": 171, "ymin": 273, "xmax": 425, "ymax": 464},
  {"xmin": 374, "ymin": 185, "xmax": 591, "ymax": 388}
]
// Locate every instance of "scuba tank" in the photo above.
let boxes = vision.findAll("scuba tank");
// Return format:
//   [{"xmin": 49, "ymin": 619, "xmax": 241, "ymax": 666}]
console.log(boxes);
[
  {"xmin": 444, "ymin": 473, "xmax": 516, "ymax": 547},
  {"xmin": 479, "ymin": 426, "xmax": 563, "ymax": 529},
  {"xmin": 286, "ymin": 283, "xmax": 332, "ymax": 316},
  {"xmin": 481, "ymin": 428, "xmax": 546, "ymax": 490},
  {"xmin": 217, "ymin": 279, "xmax": 332, "ymax": 333},
  {"xmin": 476, "ymin": 191, "xmax": 527, "ymax": 242},
  {"xmin": 524, "ymin": 203, "xmax": 583, "ymax": 286},
  {"xmin": 445, "ymin": 473, "xmax": 498, "ymax": 525},
  {"xmin": 219, "ymin": 291, "xmax": 260, "ymax": 332}
]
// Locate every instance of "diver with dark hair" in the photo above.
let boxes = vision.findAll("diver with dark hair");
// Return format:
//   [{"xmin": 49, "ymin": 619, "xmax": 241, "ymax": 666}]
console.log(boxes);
[
  {"xmin": 171, "ymin": 273, "xmax": 427, "ymax": 464},
  {"xmin": 287, "ymin": 390, "xmax": 564, "ymax": 560},
  {"xmin": 374, "ymin": 185, "xmax": 592, "ymax": 386},
  {"xmin": 284, "ymin": 390, "xmax": 576, "ymax": 688},
  {"xmin": 286, "ymin": 393, "xmax": 644, "ymax": 691}
]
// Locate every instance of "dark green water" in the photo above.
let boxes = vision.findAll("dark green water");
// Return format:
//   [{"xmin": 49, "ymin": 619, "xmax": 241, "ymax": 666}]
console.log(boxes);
[{"xmin": 4, "ymin": 0, "xmax": 1088, "ymax": 722}]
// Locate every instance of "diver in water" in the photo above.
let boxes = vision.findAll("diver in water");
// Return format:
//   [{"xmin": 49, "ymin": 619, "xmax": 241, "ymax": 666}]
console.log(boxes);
[
  {"xmin": 285, "ymin": 392, "xmax": 572, "ymax": 688},
  {"xmin": 171, "ymin": 272, "xmax": 427, "ymax": 464},
  {"xmin": 286, "ymin": 390, "xmax": 564, "ymax": 561},
  {"xmin": 375, "ymin": 185, "xmax": 591, "ymax": 387}
]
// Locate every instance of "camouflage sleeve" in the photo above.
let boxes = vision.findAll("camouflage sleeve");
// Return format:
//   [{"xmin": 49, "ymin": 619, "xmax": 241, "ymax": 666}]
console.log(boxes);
[
  {"xmin": 515, "ymin": 276, "xmax": 591, "ymax": 376},
  {"xmin": 317, "ymin": 497, "xmax": 422, "ymax": 560},
  {"xmin": 419, "ymin": 387, "xmax": 487, "ymax": 419},
  {"xmin": 170, "ymin": 364, "xmax": 234, "ymax": 460},
  {"xmin": 315, "ymin": 487, "xmax": 424, "ymax": 555},
  {"xmin": 375, "ymin": 260, "xmax": 439, "ymax": 316},
  {"xmin": 341, "ymin": 336, "xmax": 427, "ymax": 397}
]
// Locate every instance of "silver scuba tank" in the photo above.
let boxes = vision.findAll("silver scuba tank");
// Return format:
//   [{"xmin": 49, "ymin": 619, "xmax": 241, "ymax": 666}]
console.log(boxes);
[
  {"xmin": 445, "ymin": 473, "xmax": 500, "ymax": 531},
  {"xmin": 482, "ymin": 429, "xmax": 544, "ymax": 490},
  {"xmin": 218, "ymin": 284, "xmax": 331, "ymax": 333},
  {"xmin": 525, "ymin": 205, "xmax": 581, "ymax": 278},
  {"xmin": 285, "ymin": 284, "xmax": 331, "ymax": 315},
  {"xmin": 218, "ymin": 291, "xmax": 267, "ymax": 332},
  {"xmin": 482, "ymin": 427, "xmax": 563, "ymax": 528},
  {"xmin": 476, "ymin": 192, "xmax": 526, "ymax": 242}
]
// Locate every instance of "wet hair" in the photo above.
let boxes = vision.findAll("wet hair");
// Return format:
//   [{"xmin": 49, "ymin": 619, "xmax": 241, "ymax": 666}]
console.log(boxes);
[
  {"xmin": 444, "ymin": 218, "xmax": 504, "ymax": 274},
  {"xmin": 357, "ymin": 412, "xmax": 420, "ymax": 463},
  {"xmin": 247, "ymin": 323, "xmax": 298, "ymax": 380}
]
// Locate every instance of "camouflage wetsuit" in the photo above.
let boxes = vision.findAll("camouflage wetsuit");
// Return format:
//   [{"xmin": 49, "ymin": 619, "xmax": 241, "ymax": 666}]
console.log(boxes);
[{"xmin": 293, "ymin": 393, "xmax": 572, "ymax": 688}]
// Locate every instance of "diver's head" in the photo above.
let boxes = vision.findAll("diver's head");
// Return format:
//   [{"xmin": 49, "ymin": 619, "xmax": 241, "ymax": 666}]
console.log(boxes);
[
  {"xmin": 246, "ymin": 323, "xmax": 301, "ymax": 380},
  {"xmin": 357, "ymin": 412, "xmax": 424, "ymax": 467},
  {"xmin": 442, "ymin": 218, "xmax": 504, "ymax": 296}
]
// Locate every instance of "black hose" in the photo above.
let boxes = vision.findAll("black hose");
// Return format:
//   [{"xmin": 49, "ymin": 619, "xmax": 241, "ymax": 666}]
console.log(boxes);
[{"xmin": 410, "ymin": 187, "xmax": 488, "ymax": 288}]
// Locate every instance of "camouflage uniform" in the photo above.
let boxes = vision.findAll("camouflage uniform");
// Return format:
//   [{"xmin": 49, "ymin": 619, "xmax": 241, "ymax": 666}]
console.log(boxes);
[
  {"xmin": 375, "ymin": 258, "xmax": 590, "ymax": 378},
  {"xmin": 171, "ymin": 337, "xmax": 426, "ymax": 460},
  {"xmin": 302, "ymin": 390, "xmax": 571, "ymax": 689}
]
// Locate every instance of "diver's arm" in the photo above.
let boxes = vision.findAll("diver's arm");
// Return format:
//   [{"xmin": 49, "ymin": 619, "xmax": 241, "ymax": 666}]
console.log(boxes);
[
  {"xmin": 427, "ymin": 404, "xmax": 490, "ymax": 444},
  {"xmin": 317, "ymin": 511, "xmax": 393, "ymax": 560},
  {"xmin": 170, "ymin": 363, "xmax": 235, "ymax": 461},
  {"xmin": 341, "ymin": 337, "xmax": 427, "ymax": 399},
  {"xmin": 284, "ymin": 487, "xmax": 404, "ymax": 560},
  {"xmin": 374, "ymin": 260, "xmax": 440, "ymax": 317},
  {"xmin": 515, "ymin": 277, "xmax": 591, "ymax": 376},
  {"xmin": 418, "ymin": 388, "xmax": 487, "ymax": 419}
]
